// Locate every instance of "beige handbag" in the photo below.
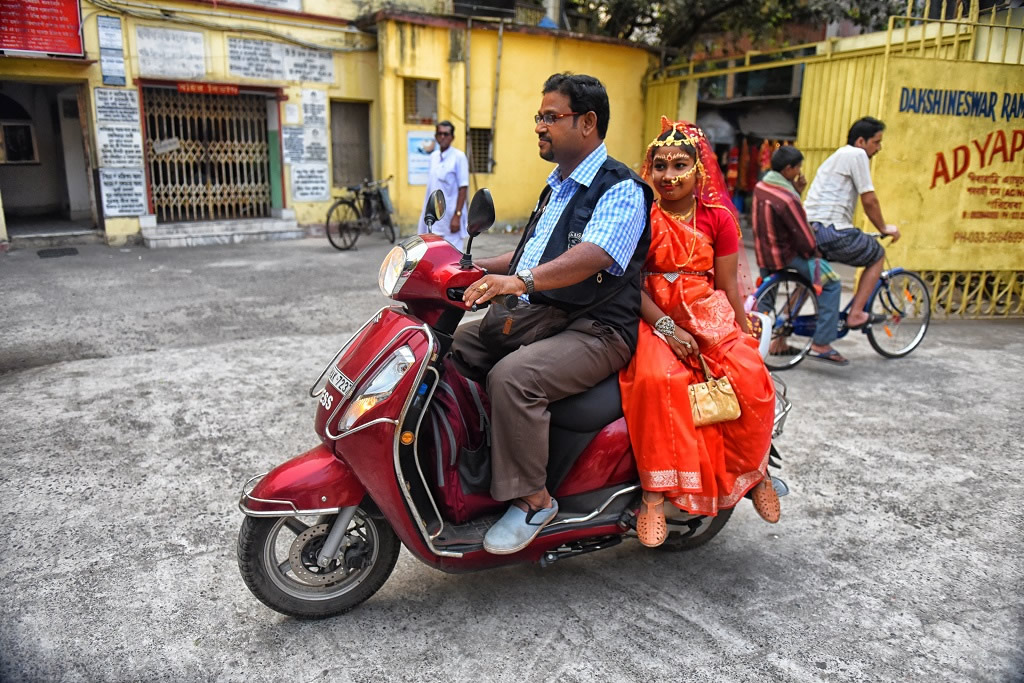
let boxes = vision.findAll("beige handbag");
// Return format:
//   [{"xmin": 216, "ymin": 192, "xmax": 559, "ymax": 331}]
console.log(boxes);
[{"xmin": 689, "ymin": 354, "xmax": 741, "ymax": 427}]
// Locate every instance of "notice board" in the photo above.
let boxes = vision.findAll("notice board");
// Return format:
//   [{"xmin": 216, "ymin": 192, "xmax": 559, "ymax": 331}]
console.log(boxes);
[{"xmin": 0, "ymin": 0, "xmax": 83, "ymax": 56}]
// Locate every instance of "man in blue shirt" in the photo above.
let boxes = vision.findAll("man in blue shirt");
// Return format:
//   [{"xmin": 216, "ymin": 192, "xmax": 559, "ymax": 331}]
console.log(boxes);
[{"xmin": 452, "ymin": 73, "xmax": 651, "ymax": 554}]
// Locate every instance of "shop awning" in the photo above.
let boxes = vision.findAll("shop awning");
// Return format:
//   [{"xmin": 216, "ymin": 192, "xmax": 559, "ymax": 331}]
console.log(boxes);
[
  {"xmin": 695, "ymin": 110, "xmax": 736, "ymax": 146},
  {"xmin": 737, "ymin": 105, "xmax": 797, "ymax": 140}
]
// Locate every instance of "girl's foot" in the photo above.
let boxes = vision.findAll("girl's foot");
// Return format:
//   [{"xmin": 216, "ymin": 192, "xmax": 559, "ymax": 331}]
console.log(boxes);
[
  {"xmin": 637, "ymin": 492, "xmax": 668, "ymax": 547},
  {"xmin": 751, "ymin": 475, "xmax": 781, "ymax": 523}
]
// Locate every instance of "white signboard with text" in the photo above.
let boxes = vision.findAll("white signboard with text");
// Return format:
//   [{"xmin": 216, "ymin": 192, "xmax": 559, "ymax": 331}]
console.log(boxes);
[
  {"xmin": 97, "ymin": 123, "xmax": 143, "ymax": 167},
  {"xmin": 227, "ymin": 37, "xmax": 333, "ymax": 83},
  {"xmin": 291, "ymin": 163, "xmax": 330, "ymax": 201},
  {"xmin": 100, "ymin": 168, "xmax": 147, "ymax": 216},
  {"xmin": 136, "ymin": 26, "xmax": 205, "ymax": 79},
  {"xmin": 94, "ymin": 88, "xmax": 139, "ymax": 124}
]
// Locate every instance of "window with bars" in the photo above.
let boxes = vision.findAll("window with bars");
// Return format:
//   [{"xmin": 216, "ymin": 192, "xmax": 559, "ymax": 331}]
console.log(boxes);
[
  {"xmin": 403, "ymin": 79, "xmax": 437, "ymax": 125},
  {"xmin": 468, "ymin": 128, "xmax": 493, "ymax": 173}
]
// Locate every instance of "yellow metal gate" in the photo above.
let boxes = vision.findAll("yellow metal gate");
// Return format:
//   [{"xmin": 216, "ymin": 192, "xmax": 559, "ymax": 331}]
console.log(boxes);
[{"xmin": 142, "ymin": 87, "xmax": 271, "ymax": 223}]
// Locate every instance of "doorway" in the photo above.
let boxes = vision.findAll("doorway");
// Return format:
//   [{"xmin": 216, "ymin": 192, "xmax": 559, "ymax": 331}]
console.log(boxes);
[
  {"xmin": 330, "ymin": 101, "xmax": 372, "ymax": 187},
  {"xmin": 141, "ymin": 86, "xmax": 272, "ymax": 223},
  {"xmin": 0, "ymin": 82, "xmax": 96, "ymax": 239}
]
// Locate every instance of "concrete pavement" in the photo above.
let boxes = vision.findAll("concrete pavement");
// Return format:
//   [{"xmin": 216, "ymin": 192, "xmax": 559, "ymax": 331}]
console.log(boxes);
[{"xmin": 1, "ymin": 233, "xmax": 1022, "ymax": 682}]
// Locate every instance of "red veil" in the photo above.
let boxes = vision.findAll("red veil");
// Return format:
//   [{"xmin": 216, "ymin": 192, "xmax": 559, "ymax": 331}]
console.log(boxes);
[{"xmin": 641, "ymin": 117, "xmax": 755, "ymax": 299}]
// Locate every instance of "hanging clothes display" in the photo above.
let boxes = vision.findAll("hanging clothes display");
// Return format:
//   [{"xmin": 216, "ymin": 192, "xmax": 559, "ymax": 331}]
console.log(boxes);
[
  {"xmin": 726, "ymin": 145, "xmax": 739, "ymax": 195},
  {"xmin": 737, "ymin": 139, "xmax": 749, "ymax": 192}
]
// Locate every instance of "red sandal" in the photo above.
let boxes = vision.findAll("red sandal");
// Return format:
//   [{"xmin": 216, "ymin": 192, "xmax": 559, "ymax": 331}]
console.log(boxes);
[
  {"xmin": 637, "ymin": 492, "xmax": 668, "ymax": 547},
  {"xmin": 751, "ymin": 475, "xmax": 781, "ymax": 523}
]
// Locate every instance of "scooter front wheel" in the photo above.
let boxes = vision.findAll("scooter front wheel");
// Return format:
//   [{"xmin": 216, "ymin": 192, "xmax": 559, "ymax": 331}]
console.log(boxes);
[{"xmin": 237, "ymin": 505, "xmax": 399, "ymax": 619}]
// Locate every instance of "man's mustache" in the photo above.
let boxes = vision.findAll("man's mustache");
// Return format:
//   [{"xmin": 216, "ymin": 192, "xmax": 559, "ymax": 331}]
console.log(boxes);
[{"xmin": 538, "ymin": 136, "xmax": 552, "ymax": 143}]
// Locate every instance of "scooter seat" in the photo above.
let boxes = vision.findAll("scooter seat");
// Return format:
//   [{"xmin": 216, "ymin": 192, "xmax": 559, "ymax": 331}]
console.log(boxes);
[{"xmin": 548, "ymin": 373, "xmax": 622, "ymax": 432}]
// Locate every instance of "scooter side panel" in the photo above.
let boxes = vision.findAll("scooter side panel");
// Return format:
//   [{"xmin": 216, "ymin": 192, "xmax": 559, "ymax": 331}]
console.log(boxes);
[
  {"xmin": 242, "ymin": 444, "xmax": 365, "ymax": 515},
  {"xmin": 554, "ymin": 417, "xmax": 638, "ymax": 498}
]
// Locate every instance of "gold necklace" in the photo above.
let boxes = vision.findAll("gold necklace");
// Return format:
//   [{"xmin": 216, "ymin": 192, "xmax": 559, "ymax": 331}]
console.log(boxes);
[
  {"xmin": 656, "ymin": 201, "xmax": 699, "ymax": 267},
  {"xmin": 658, "ymin": 201, "xmax": 695, "ymax": 224}
]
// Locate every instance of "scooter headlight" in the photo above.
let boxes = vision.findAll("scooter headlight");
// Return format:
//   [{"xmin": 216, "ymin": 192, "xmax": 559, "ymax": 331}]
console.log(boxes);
[
  {"xmin": 339, "ymin": 346, "xmax": 416, "ymax": 430},
  {"xmin": 377, "ymin": 238, "xmax": 428, "ymax": 298}
]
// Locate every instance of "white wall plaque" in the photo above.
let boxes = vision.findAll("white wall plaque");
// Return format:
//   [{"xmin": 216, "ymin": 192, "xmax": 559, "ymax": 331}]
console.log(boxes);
[
  {"xmin": 100, "ymin": 168, "xmax": 147, "ymax": 216},
  {"xmin": 284, "ymin": 102, "xmax": 300, "ymax": 124},
  {"xmin": 97, "ymin": 15, "xmax": 123, "ymax": 49},
  {"xmin": 227, "ymin": 37, "xmax": 284, "ymax": 80},
  {"xmin": 284, "ymin": 45, "xmax": 333, "ymax": 83},
  {"xmin": 301, "ymin": 88, "xmax": 326, "ymax": 126},
  {"xmin": 291, "ymin": 163, "xmax": 329, "ymax": 201},
  {"xmin": 94, "ymin": 88, "xmax": 139, "ymax": 124},
  {"xmin": 97, "ymin": 123, "xmax": 144, "ymax": 167},
  {"xmin": 282, "ymin": 126, "xmax": 304, "ymax": 164},
  {"xmin": 227, "ymin": 37, "xmax": 333, "ymax": 83},
  {"xmin": 136, "ymin": 26, "xmax": 205, "ymax": 79}
]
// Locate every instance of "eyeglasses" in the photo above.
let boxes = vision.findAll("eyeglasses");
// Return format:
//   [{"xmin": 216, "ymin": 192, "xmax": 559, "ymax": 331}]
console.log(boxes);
[
  {"xmin": 534, "ymin": 112, "xmax": 581, "ymax": 126},
  {"xmin": 435, "ymin": 131, "xmax": 453, "ymax": 137}
]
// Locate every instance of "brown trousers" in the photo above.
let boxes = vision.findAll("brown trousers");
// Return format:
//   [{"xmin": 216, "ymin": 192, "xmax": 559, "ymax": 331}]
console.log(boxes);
[{"xmin": 450, "ymin": 312, "xmax": 632, "ymax": 501}]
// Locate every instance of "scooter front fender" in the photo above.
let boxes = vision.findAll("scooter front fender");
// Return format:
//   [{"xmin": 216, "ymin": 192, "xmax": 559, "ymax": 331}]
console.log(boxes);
[{"xmin": 239, "ymin": 444, "xmax": 366, "ymax": 517}]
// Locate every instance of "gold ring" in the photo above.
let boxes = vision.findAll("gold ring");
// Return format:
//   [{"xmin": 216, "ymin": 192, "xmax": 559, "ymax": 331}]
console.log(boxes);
[{"xmin": 478, "ymin": 283, "xmax": 489, "ymax": 291}]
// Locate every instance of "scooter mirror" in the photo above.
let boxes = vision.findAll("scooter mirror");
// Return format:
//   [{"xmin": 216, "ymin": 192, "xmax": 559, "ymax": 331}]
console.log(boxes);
[
  {"xmin": 424, "ymin": 190, "xmax": 446, "ymax": 227},
  {"xmin": 466, "ymin": 188, "xmax": 495, "ymax": 237}
]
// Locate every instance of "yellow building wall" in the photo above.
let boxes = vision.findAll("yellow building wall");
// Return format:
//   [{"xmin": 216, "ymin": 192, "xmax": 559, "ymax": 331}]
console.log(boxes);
[
  {"xmin": 377, "ymin": 20, "xmax": 655, "ymax": 230},
  {"xmin": 1, "ymin": 1, "xmax": 378, "ymax": 243}
]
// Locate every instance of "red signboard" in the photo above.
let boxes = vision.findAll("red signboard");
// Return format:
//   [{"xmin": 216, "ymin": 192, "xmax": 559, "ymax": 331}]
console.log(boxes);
[
  {"xmin": 0, "ymin": 0, "xmax": 84, "ymax": 57},
  {"xmin": 177, "ymin": 82, "xmax": 241, "ymax": 96}
]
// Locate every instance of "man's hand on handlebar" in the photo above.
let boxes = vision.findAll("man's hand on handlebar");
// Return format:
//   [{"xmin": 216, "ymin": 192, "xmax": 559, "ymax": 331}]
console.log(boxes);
[
  {"xmin": 881, "ymin": 224, "xmax": 901, "ymax": 242},
  {"xmin": 463, "ymin": 274, "xmax": 527, "ymax": 307}
]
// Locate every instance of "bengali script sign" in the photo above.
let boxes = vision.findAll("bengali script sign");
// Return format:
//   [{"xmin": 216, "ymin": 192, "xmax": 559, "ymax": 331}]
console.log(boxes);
[
  {"xmin": 0, "ymin": 0, "xmax": 83, "ymax": 56},
  {"xmin": 876, "ymin": 57, "xmax": 1024, "ymax": 271}
]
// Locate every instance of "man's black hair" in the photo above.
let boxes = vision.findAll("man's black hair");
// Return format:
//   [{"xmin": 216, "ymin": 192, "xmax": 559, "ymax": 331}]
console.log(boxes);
[
  {"xmin": 542, "ymin": 73, "xmax": 610, "ymax": 139},
  {"xmin": 847, "ymin": 116, "xmax": 885, "ymax": 146},
  {"xmin": 771, "ymin": 145, "xmax": 804, "ymax": 172},
  {"xmin": 437, "ymin": 120, "xmax": 455, "ymax": 136}
]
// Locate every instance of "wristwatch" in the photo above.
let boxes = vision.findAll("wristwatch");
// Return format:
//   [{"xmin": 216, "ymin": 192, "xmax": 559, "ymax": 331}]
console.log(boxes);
[{"xmin": 516, "ymin": 268, "xmax": 535, "ymax": 294}]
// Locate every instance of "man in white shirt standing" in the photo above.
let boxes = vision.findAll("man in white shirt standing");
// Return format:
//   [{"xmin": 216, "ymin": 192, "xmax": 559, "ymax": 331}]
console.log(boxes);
[
  {"xmin": 805, "ymin": 116, "xmax": 901, "ymax": 353},
  {"xmin": 417, "ymin": 120, "xmax": 470, "ymax": 251}
]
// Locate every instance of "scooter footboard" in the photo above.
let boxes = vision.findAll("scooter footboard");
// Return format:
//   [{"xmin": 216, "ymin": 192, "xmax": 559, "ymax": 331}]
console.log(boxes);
[{"xmin": 239, "ymin": 444, "xmax": 366, "ymax": 516}]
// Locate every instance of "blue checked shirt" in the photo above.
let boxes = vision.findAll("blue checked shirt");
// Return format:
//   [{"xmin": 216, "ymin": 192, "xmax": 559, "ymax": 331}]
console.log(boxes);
[{"xmin": 517, "ymin": 144, "xmax": 646, "ymax": 297}]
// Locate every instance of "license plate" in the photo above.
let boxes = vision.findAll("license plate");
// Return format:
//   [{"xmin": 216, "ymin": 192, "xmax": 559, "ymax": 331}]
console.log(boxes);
[{"xmin": 328, "ymin": 368, "xmax": 355, "ymax": 398}]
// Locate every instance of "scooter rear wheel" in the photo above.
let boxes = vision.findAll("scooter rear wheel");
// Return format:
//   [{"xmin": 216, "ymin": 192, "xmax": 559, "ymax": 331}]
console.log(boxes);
[
  {"xmin": 237, "ymin": 505, "xmax": 399, "ymax": 619},
  {"xmin": 656, "ymin": 507, "xmax": 733, "ymax": 552}
]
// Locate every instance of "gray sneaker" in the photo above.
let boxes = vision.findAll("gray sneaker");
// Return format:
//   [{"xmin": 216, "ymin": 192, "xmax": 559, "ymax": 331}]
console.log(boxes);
[{"xmin": 482, "ymin": 499, "xmax": 559, "ymax": 555}]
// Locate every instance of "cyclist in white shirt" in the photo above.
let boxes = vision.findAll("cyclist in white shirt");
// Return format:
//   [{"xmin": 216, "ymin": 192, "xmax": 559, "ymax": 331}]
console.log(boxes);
[{"xmin": 805, "ymin": 116, "xmax": 901, "ymax": 334}]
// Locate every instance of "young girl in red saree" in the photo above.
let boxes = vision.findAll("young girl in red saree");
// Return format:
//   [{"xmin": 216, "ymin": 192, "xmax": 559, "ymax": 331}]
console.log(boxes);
[{"xmin": 619, "ymin": 118, "xmax": 779, "ymax": 547}]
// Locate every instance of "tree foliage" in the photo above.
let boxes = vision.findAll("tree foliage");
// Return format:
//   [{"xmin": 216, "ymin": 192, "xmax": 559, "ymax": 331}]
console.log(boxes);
[{"xmin": 573, "ymin": 0, "xmax": 910, "ymax": 55}]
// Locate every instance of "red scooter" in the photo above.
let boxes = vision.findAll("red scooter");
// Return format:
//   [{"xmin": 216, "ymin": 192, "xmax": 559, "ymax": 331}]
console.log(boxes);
[{"xmin": 237, "ymin": 189, "xmax": 791, "ymax": 619}]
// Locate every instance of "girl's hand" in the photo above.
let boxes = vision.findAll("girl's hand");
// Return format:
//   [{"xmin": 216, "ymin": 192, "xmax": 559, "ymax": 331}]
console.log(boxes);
[{"xmin": 666, "ymin": 326, "xmax": 698, "ymax": 360}]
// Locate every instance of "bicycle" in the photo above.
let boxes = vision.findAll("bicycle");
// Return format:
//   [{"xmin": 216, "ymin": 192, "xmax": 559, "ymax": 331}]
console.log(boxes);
[
  {"xmin": 325, "ymin": 176, "xmax": 396, "ymax": 251},
  {"xmin": 753, "ymin": 239, "xmax": 931, "ymax": 371}
]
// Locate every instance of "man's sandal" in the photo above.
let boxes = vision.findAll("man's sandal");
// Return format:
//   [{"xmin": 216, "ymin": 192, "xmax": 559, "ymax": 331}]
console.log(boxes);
[
  {"xmin": 637, "ymin": 493, "xmax": 668, "ymax": 547},
  {"xmin": 751, "ymin": 475, "xmax": 781, "ymax": 524}
]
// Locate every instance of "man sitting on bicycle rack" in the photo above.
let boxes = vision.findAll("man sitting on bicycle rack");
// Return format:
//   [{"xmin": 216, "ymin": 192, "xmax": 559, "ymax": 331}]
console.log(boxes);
[
  {"xmin": 804, "ymin": 117, "xmax": 901, "ymax": 333},
  {"xmin": 752, "ymin": 146, "xmax": 846, "ymax": 365}
]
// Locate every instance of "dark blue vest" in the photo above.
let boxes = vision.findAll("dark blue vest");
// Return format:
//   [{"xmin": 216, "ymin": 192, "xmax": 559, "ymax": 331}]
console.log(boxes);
[{"xmin": 511, "ymin": 156, "xmax": 653, "ymax": 351}]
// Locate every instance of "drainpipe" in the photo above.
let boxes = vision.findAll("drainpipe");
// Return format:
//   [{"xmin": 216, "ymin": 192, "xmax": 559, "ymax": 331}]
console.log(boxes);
[
  {"xmin": 465, "ymin": 18, "xmax": 472, "ymax": 192},
  {"xmin": 488, "ymin": 19, "xmax": 503, "ymax": 174}
]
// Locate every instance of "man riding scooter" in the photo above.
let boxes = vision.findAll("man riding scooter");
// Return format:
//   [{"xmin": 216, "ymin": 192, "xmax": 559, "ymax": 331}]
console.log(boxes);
[{"xmin": 455, "ymin": 73, "xmax": 652, "ymax": 555}]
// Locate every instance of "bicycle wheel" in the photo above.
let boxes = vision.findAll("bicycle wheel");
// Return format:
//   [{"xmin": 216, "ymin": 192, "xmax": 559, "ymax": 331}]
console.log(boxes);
[
  {"xmin": 326, "ymin": 200, "xmax": 360, "ymax": 251},
  {"xmin": 368, "ymin": 195, "xmax": 396, "ymax": 243},
  {"xmin": 754, "ymin": 273, "xmax": 818, "ymax": 371},
  {"xmin": 381, "ymin": 217, "xmax": 396, "ymax": 243},
  {"xmin": 866, "ymin": 270, "xmax": 931, "ymax": 358}
]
